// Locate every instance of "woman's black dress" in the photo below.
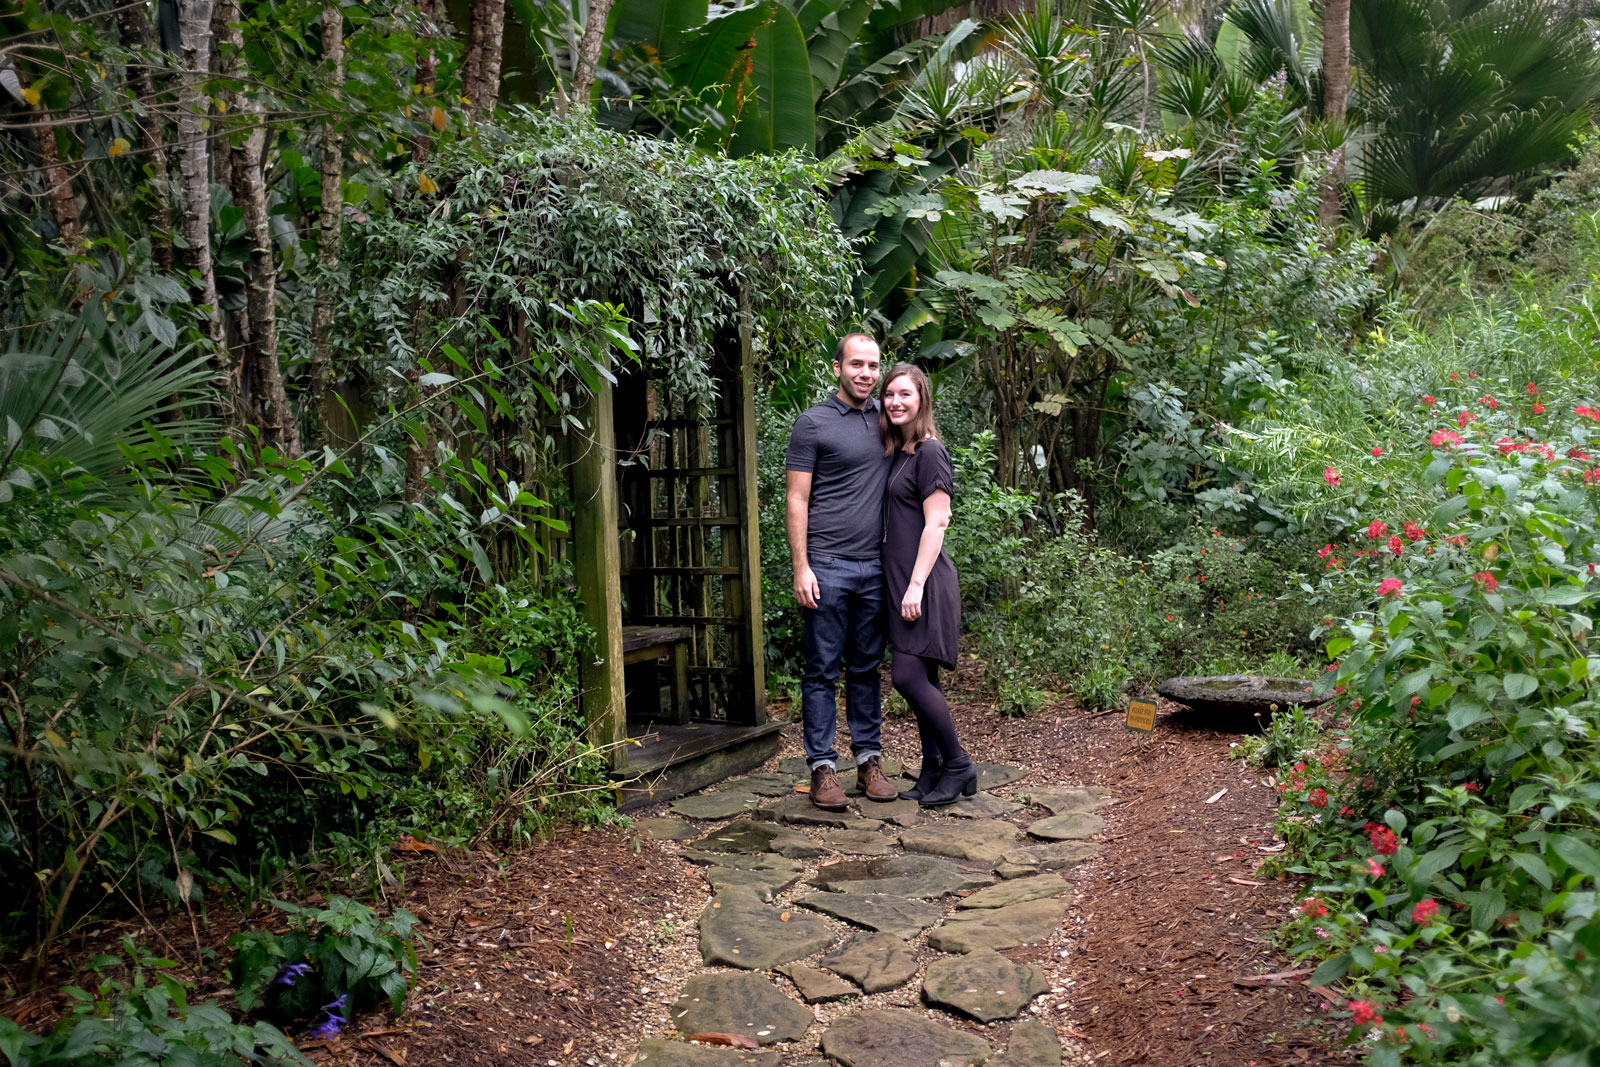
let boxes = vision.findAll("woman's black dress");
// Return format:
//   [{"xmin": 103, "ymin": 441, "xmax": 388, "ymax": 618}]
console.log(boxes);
[{"xmin": 882, "ymin": 440, "xmax": 961, "ymax": 669}]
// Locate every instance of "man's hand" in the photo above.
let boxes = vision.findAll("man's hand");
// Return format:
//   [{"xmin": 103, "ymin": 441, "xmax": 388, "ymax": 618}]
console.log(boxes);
[
  {"xmin": 794, "ymin": 565, "xmax": 820, "ymax": 609},
  {"xmin": 901, "ymin": 580, "xmax": 924, "ymax": 622}
]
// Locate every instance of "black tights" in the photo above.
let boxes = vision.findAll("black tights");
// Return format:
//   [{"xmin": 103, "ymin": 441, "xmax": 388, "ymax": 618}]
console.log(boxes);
[{"xmin": 891, "ymin": 652, "xmax": 964, "ymax": 763}]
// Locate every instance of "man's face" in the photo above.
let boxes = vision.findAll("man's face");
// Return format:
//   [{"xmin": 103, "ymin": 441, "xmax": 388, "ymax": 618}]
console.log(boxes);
[{"xmin": 833, "ymin": 338, "xmax": 881, "ymax": 405}]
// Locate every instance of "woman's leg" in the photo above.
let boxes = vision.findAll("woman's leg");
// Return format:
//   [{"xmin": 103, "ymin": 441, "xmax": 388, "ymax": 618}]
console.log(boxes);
[{"xmin": 891, "ymin": 652, "xmax": 964, "ymax": 763}]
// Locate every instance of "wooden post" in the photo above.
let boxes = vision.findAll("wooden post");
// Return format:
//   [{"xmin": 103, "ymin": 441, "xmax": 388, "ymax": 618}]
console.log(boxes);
[
  {"xmin": 734, "ymin": 295, "xmax": 767, "ymax": 721},
  {"xmin": 572, "ymin": 381, "xmax": 627, "ymax": 768}
]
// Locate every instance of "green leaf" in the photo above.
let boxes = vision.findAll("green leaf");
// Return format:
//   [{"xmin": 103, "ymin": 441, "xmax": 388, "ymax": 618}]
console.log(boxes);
[
  {"xmin": 1502, "ymin": 673, "xmax": 1538, "ymax": 699},
  {"xmin": 608, "ymin": 0, "xmax": 708, "ymax": 61},
  {"xmin": 1510, "ymin": 851, "xmax": 1553, "ymax": 889},
  {"xmin": 1552, "ymin": 836, "xmax": 1600, "ymax": 882},
  {"xmin": 1428, "ymin": 495, "xmax": 1469, "ymax": 527},
  {"xmin": 728, "ymin": 4, "xmax": 817, "ymax": 155},
  {"xmin": 1412, "ymin": 845, "xmax": 1462, "ymax": 886},
  {"xmin": 1309, "ymin": 953, "xmax": 1351, "ymax": 985}
]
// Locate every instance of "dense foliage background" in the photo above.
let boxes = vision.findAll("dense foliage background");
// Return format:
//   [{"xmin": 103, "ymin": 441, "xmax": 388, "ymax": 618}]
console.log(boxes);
[{"xmin": 3, "ymin": 0, "xmax": 1599, "ymax": 1061}]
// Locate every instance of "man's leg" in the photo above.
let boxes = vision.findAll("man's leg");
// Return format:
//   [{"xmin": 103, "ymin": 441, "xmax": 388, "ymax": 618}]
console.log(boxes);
[
  {"xmin": 841, "ymin": 558, "xmax": 887, "ymax": 762},
  {"xmin": 799, "ymin": 557, "xmax": 849, "ymax": 769}
]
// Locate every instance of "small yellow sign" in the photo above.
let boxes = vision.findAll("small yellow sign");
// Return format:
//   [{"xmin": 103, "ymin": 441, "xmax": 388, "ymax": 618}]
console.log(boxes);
[{"xmin": 1126, "ymin": 697, "xmax": 1157, "ymax": 733}]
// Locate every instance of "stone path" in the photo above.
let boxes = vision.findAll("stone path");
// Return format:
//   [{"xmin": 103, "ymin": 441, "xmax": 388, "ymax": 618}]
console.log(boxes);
[{"xmin": 629, "ymin": 759, "xmax": 1116, "ymax": 1066}]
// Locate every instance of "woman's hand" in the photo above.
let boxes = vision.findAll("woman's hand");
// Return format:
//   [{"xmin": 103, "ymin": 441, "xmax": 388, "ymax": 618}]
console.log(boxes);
[{"xmin": 901, "ymin": 581, "xmax": 924, "ymax": 622}]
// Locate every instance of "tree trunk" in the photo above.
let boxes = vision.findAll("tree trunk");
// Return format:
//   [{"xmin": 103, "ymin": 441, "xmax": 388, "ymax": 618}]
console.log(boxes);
[
  {"xmin": 177, "ymin": 0, "xmax": 224, "ymax": 354},
  {"xmin": 561, "ymin": 0, "xmax": 614, "ymax": 116},
  {"xmin": 34, "ymin": 121, "xmax": 83, "ymax": 254},
  {"xmin": 412, "ymin": 0, "xmax": 437, "ymax": 163},
  {"xmin": 462, "ymin": 0, "xmax": 505, "ymax": 119},
  {"xmin": 1319, "ymin": 0, "xmax": 1351, "ymax": 228},
  {"xmin": 238, "ymin": 108, "xmax": 300, "ymax": 457},
  {"xmin": 117, "ymin": 4, "xmax": 174, "ymax": 270},
  {"xmin": 308, "ymin": 3, "xmax": 345, "ymax": 418}
]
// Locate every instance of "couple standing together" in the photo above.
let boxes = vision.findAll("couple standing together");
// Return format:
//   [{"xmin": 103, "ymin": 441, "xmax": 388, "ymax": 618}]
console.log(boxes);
[{"xmin": 784, "ymin": 333, "xmax": 973, "ymax": 813}]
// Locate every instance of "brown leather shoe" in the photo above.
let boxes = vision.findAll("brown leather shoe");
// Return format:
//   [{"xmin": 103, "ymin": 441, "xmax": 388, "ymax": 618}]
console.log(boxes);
[
  {"xmin": 810, "ymin": 765, "xmax": 848, "ymax": 811},
  {"xmin": 856, "ymin": 755, "xmax": 899, "ymax": 802}
]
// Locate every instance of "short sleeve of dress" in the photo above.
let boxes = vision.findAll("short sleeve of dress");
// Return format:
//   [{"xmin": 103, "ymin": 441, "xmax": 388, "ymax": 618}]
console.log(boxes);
[
  {"xmin": 914, "ymin": 440, "xmax": 955, "ymax": 499},
  {"xmin": 785, "ymin": 412, "xmax": 819, "ymax": 473}
]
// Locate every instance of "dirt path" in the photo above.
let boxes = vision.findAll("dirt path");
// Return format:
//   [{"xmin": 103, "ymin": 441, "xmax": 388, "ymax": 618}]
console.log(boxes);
[{"xmin": 1, "ymin": 695, "xmax": 1359, "ymax": 1067}]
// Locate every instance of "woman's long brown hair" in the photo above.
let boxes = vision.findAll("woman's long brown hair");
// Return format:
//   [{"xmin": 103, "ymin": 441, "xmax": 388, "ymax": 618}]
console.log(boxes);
[{"xmin": 879, "ymin": 363, "xmax": 939, "ymax": 454}]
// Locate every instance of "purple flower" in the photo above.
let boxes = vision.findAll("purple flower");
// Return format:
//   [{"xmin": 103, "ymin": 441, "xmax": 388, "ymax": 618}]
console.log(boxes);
[
  {"xmin": 305, "ymin": 994, "xmax": 348, "ymax": 1040},
  {"xmin": 270, "ymin": 962, "xmax": 311, "ymax": 988}
]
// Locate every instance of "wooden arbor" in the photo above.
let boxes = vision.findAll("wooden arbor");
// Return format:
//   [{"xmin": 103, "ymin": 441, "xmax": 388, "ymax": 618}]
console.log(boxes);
[{"xmin": 571, "ymin": 306, "xmax": 779, "ymax": 808}]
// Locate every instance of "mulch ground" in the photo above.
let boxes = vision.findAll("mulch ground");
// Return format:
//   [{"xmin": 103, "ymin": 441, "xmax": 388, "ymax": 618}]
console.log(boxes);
[{"xmin": 2, "ymin": 664, "xmax": 1361, "ymax": 1067}]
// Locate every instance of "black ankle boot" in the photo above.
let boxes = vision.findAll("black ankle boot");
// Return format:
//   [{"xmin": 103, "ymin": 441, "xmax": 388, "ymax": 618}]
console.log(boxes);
[
  {"xmin": 900, "ymin": 754, "xmax": 943, "ymax": 802},
  {"xmin": 918, "ymin": 754, "xmax": 977, "ymax": 808}
]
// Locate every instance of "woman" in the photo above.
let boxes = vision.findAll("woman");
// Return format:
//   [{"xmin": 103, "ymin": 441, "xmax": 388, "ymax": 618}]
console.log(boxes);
[{"xmin": 879, "ymin": 363, "xmax": 974, "ymax": 807}]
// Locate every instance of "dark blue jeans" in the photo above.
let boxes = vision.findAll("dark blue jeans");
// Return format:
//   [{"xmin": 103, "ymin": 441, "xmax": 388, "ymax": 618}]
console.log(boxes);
[{"xmin": 800, "ymin": 555, "xmax": 887, "ymax": 768}]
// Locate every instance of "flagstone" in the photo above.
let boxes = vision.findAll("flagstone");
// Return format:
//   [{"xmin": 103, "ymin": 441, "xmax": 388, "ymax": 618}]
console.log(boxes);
[
  {"xmin": 690, "ymin": 819, "xmax": 824, "ymax": 860},
  {"xmin": 946, "ymin": 793, "xmax": 1020, "ymax": 819},
  {"xmin": 762, "ymin": 792, "xmax": 884, "ymax": 830},
  {"xmin": 780, "ymin": 963, "xmax": 857, "ymax": 1003},
  {"xmin": 670, "ymin": 971, "xmax": 814, "ymax": 1045},
  {"xmin": 633, "ymin": 1039, "xmax": 781, "ymax": 1067},
  {"xmin": 824, "ymin": 829, "xmax": 895, "ymax": 856},
  {"xmin": 731, "ymin": 771, "xmax": 803, "ymax": 797},
  {"xmin": 921, "ymin": 948, "xmax": 1050, "ymax": 1022},
  {"xmin": 796, "ymin": 893, "xmax": 944, "ymax": 939},
  {"xmin": 926, "ymin": 897, "xmax": 1068, "ymax": 953},
  {"xmin": 1025, "ymin": 812, "xmax": 1105, "ymax": 841},
  {"xmin": 821, "ymin": 931, "xmax": 919, "ymax": 993},
  {"xmin": 994, "ymin": 841, "xmax": 1098, "ymax": 878},
  {"xmin": 704, "ymin": 864, "xmax": 803, "ymax": 901},
  {"xmin": 990, "ymin": 1020, "xmax": 1062, "ymax": 1067},
  {"xmin": 958, "ymin": 873, "xmax": 1071, "ymax": 910},
  {"xmin": 1015, "ymin": 786, "xmax": 1116, "ymax": 815},
  {"xmin": 635, "ymin": 817, "xmax": 700, "ymax": 841},
  {"xmin": 975, "ymin": 762, "xmax": 1030, "ymax": 790},
  {"xmin": 672, "ymin": 792, "xmax": 762, "ymax": 820},
  {"xmin": 899, "ymin": 819, "xmax": 1021, "ymax": 864},
  {"xmin": 699, "ymin": 887, "xmax": 839, "ymax": 970},
  {"xmin": 809, "ymin": 854, "xmax": 993, "ymax": 898},
  {"xmin": 819, "ymin": 1008, "xmax": 991, "ymax": 1067}
]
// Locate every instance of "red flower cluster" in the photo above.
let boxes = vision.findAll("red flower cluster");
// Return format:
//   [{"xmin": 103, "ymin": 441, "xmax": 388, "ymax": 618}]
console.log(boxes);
[
  {"xmin": 1576, "ymin": 405, "xmax": 1600, "ymax": 422},
  {"xmin": 1403, "ymin": 521, "xmax": 1426, "ymax": 542},
  {"xmin": 1387, "ymin": 535, "xmax": 1403, "ymax": 556},
  {"xmin": 1497, "ymin": 437, "xmax": 1524, "ymax": 455},
  {"xmin": 1324, "ymin": 466, "xmax": 1341, "ymax": 487},
  {"xmin": 1526, "ymin": 382, "xmax": 1539, "ymax": 395},
  {"xmin": 1349, "ymin": 1000, "xmax": 1381, "ymax": 1025},
  {"xmin": 1367, "ymin": 520, "xmax": 1388, "ymax": 540},
  {"xmin": 1431, "ymin": 429, "xmax": 1463, "ymax": 448},
  {"xmin": 1318, "ymin": 544, "xmax": 1335, "ymax": 559},
  {"xmin": 1366, "ymin": 858, "xmax": 1385, "ymax": 877},
  {"xmin": 1533, "ymin": 402, "xmax": 1546, "ymax": 414},
  {"xmin": 1421, "ymin": 395, "xmax": 1437, "ymax": 406},
  {"xmin": 1411, "ymin": 899, "xmax": 1441, "ymax": 926},
  {"xmin": 1309, "ymin": 788, "xmax": 1329, "ymax": 807},
  {"xmin": 1365, "ymin": 822, "xmax": 1400, "ymax": 855},
  {"xmin": 1474, "ymin": 571, "xmax": 1499, "ymax": 592},
  {"xmin": 1584, "ymin": 469, "xmax": 1600, "ymax": 485},
  {"xmin": 1480, "ymin": 396, "xmax": 1498, "ymax": 411},
  {"xmin": 1301, "ymin": 897, "xmax": 1330, "ymax": 918},
  {"xmin": 1371, "ymin": 446, "xmax": 1384, "ymax": 456},
  {"xmin": 1378, "ymin": 577, "xmax": 1403, "ymax": 596}
]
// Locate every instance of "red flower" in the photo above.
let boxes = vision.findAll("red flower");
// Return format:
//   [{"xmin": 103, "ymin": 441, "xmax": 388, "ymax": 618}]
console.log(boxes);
[
  {"xmin": 1371, "ymin": 446, "xmax": 1383, "ymax": 456},
  {"xmin": 1463, "ymin": 782, "xmax": 1481, "ymax": 793},
  {"xmin": 1430, "ymin": 429, "xmax": 1463, "ymax": 448},
  {"xmin": 1480, "ymin": 395, "xmax": 1498, "ymax": 411},
  {"xmin": 1421, "ymin": 395, "xmax": 1436, "ymax": 406},
  {"xmin": 1569, "ymin": 447, "xmax": 1592, "ymax": 460},
  {"xmin": 1457, "ymin": 410, "xmax": 1475, "ymax": 428},
  {"xmin": 1349, "ymin": 1000, "xmax": 1381, "ymax": 1025},
  {"xmin": 1403, "ymin": 521, "xmax": 1426, "ymax": 542},
  {"xmin": 1496, "ymin": 437, "xmax": 1526, "ymax": 455},
  {"xmin": 1388, "ymin": 535, "xmax": 1403, "ymax": 556},
  {"xmin": 1340, "ymin": 805, "xmax": 1355, "ymax": 815},
  {"xmin": 1526, "ymin": 382, "xmax": 1538, "ymax": 395},
  {"xmin": 1366, "ymin": 823, "xmax": 1400, "ymax": 855},
  {"xmin": 1366, "ymin": 858, "xmax": 1385, "ymax": 877},
  {"xmin": 1309, "ymin": 788, "xmax": 1329, "ymax": 807},
  {"xmin": 1411, "ymin": 898, "xmax": 1441, "ymax": 926},
  {"xmin": 1585, "ymin": 469, "xmax": 1600, "ymax": 486},
  {"xmin": 1576, "ymin": 405, "xmax": 1600, "ymax": 422},
  {"xmin": 1474, "ymin": 571, "xmax": 1499, "ymax": 592},
  {"xmin": 1377, "ymin": 577, "xmax": 1403, "ymax": 597},
  {"xmin": 1367, "ymin": 520, "xmax": 1389, "ymax": 540},
  {"xmin": 1532, "ymin": 402, "xmax": 1545, "ymax": 414},
  {"xmin": 1318, "ymin": 544, "xmax": 1335, "ymax": 559},
  {"xmin": 1324, "ymin": 466, "xmax": 1341, "ymax": 487},
  {"xmin": 1449, "ymin": 372, "xmax": 1460, "ymax": 381},
  {"xmin": 1301, "ymin": 898, "xmax": 1329, "ymax": 918}
]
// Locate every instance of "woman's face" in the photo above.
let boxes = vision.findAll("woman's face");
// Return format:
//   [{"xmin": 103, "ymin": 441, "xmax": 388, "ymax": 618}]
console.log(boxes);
[{"xmin": 884, "ymin": 376, "xmax": 921, "ymax": 426}]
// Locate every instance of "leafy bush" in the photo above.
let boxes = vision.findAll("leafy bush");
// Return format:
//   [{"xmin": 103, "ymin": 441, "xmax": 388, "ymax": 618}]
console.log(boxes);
[
  {"xmin": 229, "ymin": 897, "xmax": 420, "ymax": 1026},
  {"xmin": 0, "ymin": 941, "xmax": 305, "ymax": 1067},
  {"xmin": 1237, "ymin": 352, "xmax": 1600, "ymax": 1063}
]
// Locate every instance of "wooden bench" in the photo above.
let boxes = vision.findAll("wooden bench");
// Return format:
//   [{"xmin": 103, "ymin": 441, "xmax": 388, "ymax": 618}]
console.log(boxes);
[{"xmin": 621, "ymin": 625, "xmax": 694, "ymax": 725}]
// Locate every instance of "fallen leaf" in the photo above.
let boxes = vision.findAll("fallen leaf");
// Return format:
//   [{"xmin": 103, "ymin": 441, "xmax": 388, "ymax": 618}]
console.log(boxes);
[
  {"xmin": 688, "ymin": 1032, "xmax": 759, "ymax": 1050},
  {"xmin": 393, "ymin": 834, "xmax": 437, "ymax": 853},
  {"xmin": 779, "ymin": 912, "xmax": 790, "ymax": 922},
  {"xmin": 1227, "ymin": 878, "xmax": 1267, "ymax": 887},
  {"xmin": 1234, "ymin": 966, "xmax": 1316, "ymax": 987},
  {"xmin": 1204, "ymin": 788, "xmax": 1228, "ymax": 804}
]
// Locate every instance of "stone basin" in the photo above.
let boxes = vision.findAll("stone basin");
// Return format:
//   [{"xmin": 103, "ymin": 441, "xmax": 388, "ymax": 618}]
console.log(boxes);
[{"xmin": 1156, "ymin": 675, "xmax": 1327, "ymax": 717}]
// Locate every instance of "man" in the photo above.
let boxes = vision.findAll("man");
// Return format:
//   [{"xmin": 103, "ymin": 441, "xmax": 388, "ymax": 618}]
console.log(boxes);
[{"xmin": 784, "ymin": 333, "xmax": 899, "ymax": 811}]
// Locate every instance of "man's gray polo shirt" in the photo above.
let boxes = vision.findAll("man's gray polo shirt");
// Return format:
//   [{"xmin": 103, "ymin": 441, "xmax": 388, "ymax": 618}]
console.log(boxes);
[{"xmin": 785, "ymin": 393, "xmax": 892, "ymax": 561}]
